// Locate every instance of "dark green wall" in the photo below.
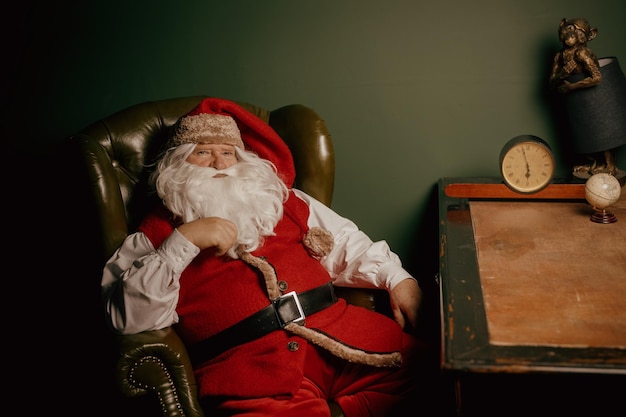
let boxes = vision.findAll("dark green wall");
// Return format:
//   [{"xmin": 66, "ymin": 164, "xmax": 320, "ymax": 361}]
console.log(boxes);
[{"xmin": 5, "ymin": 0, "xmax": 625, "ymax": 278}]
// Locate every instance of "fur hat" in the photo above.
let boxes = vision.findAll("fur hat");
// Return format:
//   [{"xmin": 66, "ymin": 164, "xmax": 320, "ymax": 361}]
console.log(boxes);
[
  {"xmin": 169, "ymin": 113, "xmax": 244, "ymax": 149},
  {"xmin": 167, "ymin": 97, "xmax": 296, "ymax": 187}
]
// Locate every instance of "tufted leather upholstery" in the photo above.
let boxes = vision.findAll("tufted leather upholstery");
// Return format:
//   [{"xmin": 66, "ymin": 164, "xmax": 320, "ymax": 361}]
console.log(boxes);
[{"xmin": 63, "ymin": 96, "xmax": 387, "ymax": 417}]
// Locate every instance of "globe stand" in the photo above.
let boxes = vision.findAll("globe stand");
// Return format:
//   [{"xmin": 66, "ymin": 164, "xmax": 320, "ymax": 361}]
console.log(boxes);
[{"xmin": 590, "ymin": 207, "xmax": 618, "ymax": 224}]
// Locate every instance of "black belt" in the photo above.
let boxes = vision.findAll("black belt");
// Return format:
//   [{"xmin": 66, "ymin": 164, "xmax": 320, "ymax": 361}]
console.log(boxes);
[{"xmin": 188, "ymin": 282, "xmax": 338, "ymax": 364}]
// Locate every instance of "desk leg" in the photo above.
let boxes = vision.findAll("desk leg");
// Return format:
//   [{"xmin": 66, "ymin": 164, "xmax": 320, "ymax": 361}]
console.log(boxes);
[{"xmin": 453, "ymin": 376, "xmax": 463, "ymax": 417}]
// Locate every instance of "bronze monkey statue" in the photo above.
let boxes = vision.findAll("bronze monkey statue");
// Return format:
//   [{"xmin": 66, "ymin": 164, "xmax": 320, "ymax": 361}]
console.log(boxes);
[{"xmin": 550, "ymin": 17, "xmax": 601, "ymax": 94}]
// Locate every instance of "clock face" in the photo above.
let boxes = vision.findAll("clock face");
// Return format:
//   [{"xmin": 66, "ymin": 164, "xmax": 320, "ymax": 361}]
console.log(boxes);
[{"xmin": 500, "ymin": 136, "xmax": 555, "ymax": 193}]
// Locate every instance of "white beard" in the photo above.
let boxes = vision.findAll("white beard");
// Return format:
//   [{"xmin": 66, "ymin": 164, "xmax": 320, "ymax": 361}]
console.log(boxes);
[{"xmin": 154, "ymin": 151, "xmax": 288, "ymax": 259}]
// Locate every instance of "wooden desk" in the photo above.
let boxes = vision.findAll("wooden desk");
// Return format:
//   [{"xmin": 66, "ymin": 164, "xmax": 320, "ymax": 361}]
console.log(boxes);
[{"xmin": 438, "ymin": 177, "xmax": 626, "ymax": 416}]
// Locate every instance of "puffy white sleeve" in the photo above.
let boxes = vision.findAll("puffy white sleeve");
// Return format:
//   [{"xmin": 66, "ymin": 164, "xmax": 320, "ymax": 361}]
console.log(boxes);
[
  {"xmin": 101, "ymin": 229, "xmax": 200, "ymax": 334},
  {"xmin": 293, "ymin": 189, "xmax": 413, "ymax": 291}
]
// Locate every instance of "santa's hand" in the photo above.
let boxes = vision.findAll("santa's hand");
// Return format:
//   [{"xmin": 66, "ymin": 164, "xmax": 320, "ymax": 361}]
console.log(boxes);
[
  {"xmin": 390, "ymin": 278, "xmax": 423, "ymax": 333},
  {"xmin": 176, "ymin": 217, "xmax": 238, "ymax": 255}
]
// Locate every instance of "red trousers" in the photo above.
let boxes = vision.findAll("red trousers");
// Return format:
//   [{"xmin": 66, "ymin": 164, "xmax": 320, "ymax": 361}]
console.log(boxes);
[{"xmin": 202, "ymin": 330, "xmax": 423, "ymax": 417}]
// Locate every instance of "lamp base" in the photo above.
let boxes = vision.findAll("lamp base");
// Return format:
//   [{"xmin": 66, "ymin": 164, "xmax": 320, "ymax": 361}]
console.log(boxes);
[
  {"xmin": 574, "ymin": 168, "xmax": 626, "ymax": 187},
  {"xmin": 590, "ymin": 208, "xmax": 618, "ymax": 224}
]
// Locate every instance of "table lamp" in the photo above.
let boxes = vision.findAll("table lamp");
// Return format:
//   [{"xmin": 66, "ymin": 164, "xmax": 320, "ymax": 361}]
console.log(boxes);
[{"xmin": 563, "ymin": 56, "xmax": 626, "ymax": 184}]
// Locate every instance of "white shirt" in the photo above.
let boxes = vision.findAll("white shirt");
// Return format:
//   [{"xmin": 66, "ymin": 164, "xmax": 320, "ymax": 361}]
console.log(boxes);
[{"xmin": 101, "ymin": 189, "xmax": 413, "ymax": 334}]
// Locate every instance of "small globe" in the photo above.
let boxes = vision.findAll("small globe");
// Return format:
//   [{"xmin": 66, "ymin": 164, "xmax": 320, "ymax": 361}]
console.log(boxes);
[{"xmin": 585, "ymin": 173, "xmax": 622, "ymax": 209}]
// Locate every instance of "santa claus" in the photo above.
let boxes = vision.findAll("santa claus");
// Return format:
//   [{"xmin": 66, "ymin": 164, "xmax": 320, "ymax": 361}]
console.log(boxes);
[{"xmin": 102, "ymin": 98, "xmax": 425, "ymax": 417}]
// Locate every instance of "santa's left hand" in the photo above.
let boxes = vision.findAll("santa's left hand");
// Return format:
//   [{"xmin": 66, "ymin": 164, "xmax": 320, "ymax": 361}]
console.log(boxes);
[{"xmin": 390, "ymin": 278, "xmax": 422, "ymax": 333}]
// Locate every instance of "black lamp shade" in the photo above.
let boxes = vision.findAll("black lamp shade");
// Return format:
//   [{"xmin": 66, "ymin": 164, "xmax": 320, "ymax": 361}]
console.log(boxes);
[{"xmin": 564, "ymin": 57, "xmax": 626, "ymax": 154}]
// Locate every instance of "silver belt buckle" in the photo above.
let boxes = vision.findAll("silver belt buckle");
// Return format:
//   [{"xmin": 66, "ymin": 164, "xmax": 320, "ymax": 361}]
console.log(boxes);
[{"xmin": 274, "ymin": 291, "xmax": 305, "ymax": 327}]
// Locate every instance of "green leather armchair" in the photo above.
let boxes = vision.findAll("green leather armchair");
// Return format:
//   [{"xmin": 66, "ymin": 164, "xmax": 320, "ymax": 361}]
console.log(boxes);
[{"xmin": 61, "ymin": 96, "xmax": 390, "ymax": 417}]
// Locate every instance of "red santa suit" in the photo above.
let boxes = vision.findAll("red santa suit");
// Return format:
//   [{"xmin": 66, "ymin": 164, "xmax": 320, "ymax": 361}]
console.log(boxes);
[
  {"xmin": 138, "ymin": 190, "xmax": 410, "ymax": 398},
  {"xmin": 102, "ymin": 98, "xmax": 421, "ymax": 416}
]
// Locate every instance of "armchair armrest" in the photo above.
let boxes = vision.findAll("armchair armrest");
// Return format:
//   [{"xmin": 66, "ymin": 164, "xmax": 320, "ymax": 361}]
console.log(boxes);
[
  {"xmin": 334, "ymin": 287, "xmax": 392, "ymax": 317},
  {"xmin": 115, "ymin": 327, "xmax": 205, "ymax": 417}
]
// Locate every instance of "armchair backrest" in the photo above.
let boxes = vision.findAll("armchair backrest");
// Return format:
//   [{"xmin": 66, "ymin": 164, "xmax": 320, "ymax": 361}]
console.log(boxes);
[{"xmin": 63, "ymin": 96, "xmax": 335, "ymax": 265}]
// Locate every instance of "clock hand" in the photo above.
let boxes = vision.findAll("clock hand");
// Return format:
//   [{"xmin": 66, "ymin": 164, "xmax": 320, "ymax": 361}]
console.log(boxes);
[{"xmin": 522, "ymin": 148, "xmax": 531, "ymax": 178}]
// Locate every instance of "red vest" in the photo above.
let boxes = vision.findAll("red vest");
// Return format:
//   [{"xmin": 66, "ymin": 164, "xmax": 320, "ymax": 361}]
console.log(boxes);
[{"xmin": 139, "ymin": 191, "xmax": 404, "ymax": 398}]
